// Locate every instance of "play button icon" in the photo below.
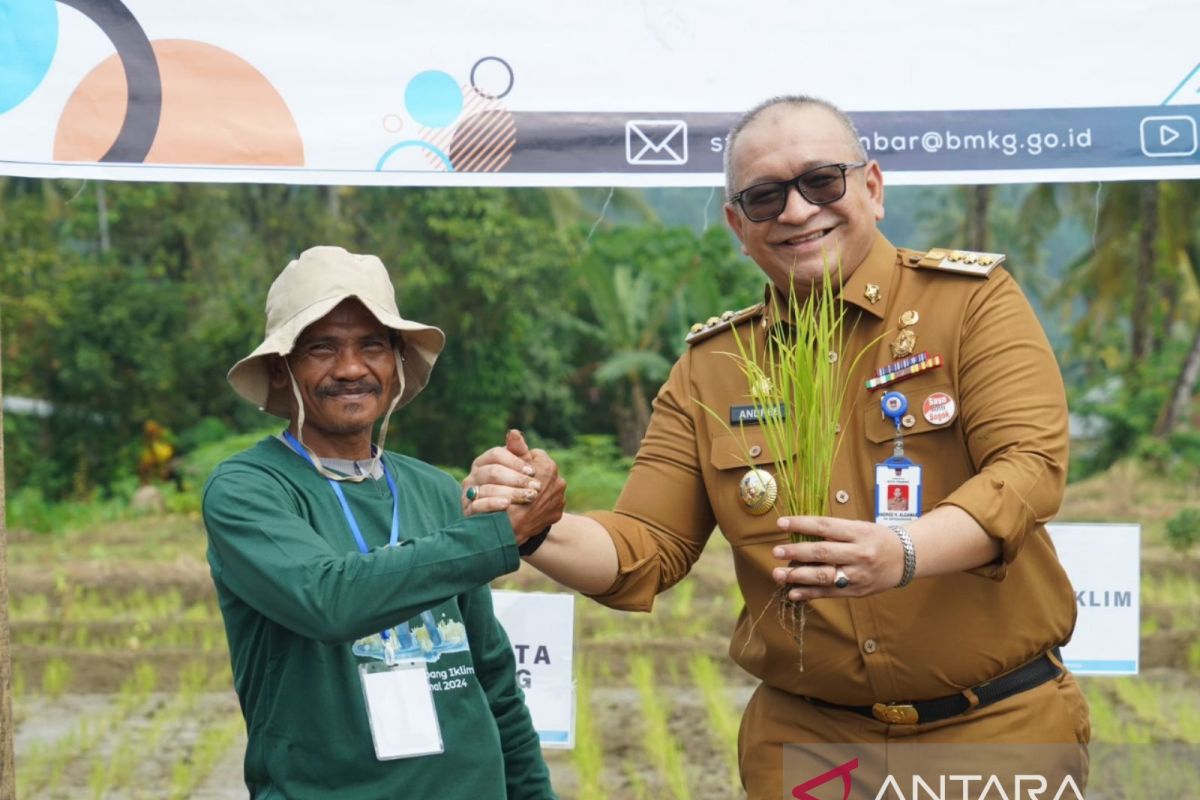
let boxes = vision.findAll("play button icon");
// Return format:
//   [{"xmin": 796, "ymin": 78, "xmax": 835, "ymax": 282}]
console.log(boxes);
[{"xmin": 1141, "ymin": 115, "xmax": 1197, "ymax": 157}]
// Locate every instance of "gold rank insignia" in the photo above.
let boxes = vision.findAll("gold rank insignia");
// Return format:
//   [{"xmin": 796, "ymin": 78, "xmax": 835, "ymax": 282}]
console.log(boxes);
[
  {"xmin": 898, "ymin": 309, "xmax": 919, "ymax": 328},
  {"xmin": 739, "ymin": 468, "xmax": 778, "ymax": 515},
  {"xmin": 684, "ymin": 303, "xmax": 764, "ymax": 346},
  {"xmin": 864, "ymin": 283, "xmax": 881, "ymax": 305},
  {"xmin": 890, "ymin": 328, "xmax": 917, "ymax": 358},
  {"xmin": 914, "ymin": 248, "xmax": 1006, "ymax": 277}
]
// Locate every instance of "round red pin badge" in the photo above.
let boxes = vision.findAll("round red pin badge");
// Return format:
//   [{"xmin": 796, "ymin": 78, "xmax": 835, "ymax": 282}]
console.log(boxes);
[{"xmin": 923, "ymin": 392, "xmax": 956, "ymax": 425}]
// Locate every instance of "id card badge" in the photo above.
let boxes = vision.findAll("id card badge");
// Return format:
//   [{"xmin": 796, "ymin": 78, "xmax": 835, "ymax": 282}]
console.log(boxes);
[
  {"xmin": 875, "ymin": 456, "xmax": 922, "ymax": 525},
  {"xmin": 358, "ymin": 660, "xmax": 444, "ymax": 760}
]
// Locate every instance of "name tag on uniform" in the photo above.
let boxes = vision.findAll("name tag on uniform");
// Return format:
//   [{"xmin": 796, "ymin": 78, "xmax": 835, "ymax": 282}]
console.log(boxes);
[
  {"xmin": 359, "ymin": 660, "xmax": 444, "ymax": 760},
  {"xmin": 729, "ymin": 404, "xmax": 786, "ymax": 425},
  {"xmin": 875, "ymin": 456, "xmax": 922, "ymax": 525}
]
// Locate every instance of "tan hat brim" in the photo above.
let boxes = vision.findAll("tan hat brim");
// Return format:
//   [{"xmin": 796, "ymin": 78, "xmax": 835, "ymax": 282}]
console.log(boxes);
[{"xmin": 227, "ymin": 293, "xmax": 446, "ymax": 418}]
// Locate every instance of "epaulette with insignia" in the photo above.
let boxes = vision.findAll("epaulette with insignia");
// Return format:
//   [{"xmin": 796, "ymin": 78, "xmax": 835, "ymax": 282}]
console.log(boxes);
[
  {"xmin": 684, "ymin": 303, "xmax": 764, "ymax": 346},
  {"xmin": 908, "ymin": 247, "xmax": 1005, "ymax": 277}
]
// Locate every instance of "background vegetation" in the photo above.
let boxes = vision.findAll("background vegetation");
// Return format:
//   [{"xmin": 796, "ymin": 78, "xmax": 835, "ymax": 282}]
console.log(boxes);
[
  {"xmin": 3, "ymin": 178, "xmax": 1200, "ymax": 797},
  {"xmin": 3, "ymin": 179, "xmax": 1200, "ymax": 513}
]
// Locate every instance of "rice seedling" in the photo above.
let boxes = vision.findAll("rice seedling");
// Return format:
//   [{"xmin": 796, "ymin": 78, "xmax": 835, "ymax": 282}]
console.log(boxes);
[
  {"xmin": 631, "ymin": 654, "xmax": 690, "ymax": 799},
  {"xmin": 1142, "ymin": 573, "xmax": 1200, "ymax": 605},
  {"xmin": 1082, "ymin": 680, "xmax": 1121, "ymax": 742},
  {"xmin": 1111, "ymin": 678, "xmax": 1171, "ymax": 736},
  {"xmin": 15, "ymin": 741, "xmax": 51, "ymax": 799},
  {"xmin": 167, "ymin": 712, "xmax": 243, "ymax": 800},
  {"xmin": 704, "ymin": 274, "xmax": 859, "ymax": 531},
  {"xmin": 12, "ymin": 663, "xmax": 26, "ymax": 698},
  {"xmin": 699, "ymin": 269, "xmax": 877, "ymax": 663},
  {"xmin": 571, "ymin": 659, "xmax": 609, "ymax": 800},
  {"xmin": 40, "ymin": 657, "xmax": 72, "ymax": 698},
  {"xmin": 1188, "ymin": 640, "xmax": 1200, "ymax": 675},
  {"xmin": 622, "ymin": 763, "xmax": 651, "ymax": 800},
  {"xmin": 668, "ymin": 579, "xmax": 695, "ymax": 621},
  {"xmin": 688, "ymin": 654, "xmax": 739, "ymax": 788},
  {"xmin": 1175, "ymin": 693, "xmax": 1200, "ymax": 742}
]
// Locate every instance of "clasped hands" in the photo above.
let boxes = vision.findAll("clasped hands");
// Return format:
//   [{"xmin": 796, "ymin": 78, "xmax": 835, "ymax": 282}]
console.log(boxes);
[
  {"xmin": 462, "ymin": 430, "xmax": 565, "ymax": 547},
  {"xmin": 770, "ymin": 516, "xmax": 907, "ymax": 601},
  {"xmin": 461, "ymin": 432, "xmax": 908, "ymax": 591}
]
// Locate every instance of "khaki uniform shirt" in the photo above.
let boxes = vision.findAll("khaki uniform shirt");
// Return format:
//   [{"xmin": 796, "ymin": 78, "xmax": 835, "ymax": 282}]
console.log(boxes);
[{"xmin": 587, "ymin": 232, "xmax": 1077, "ymax": 706}]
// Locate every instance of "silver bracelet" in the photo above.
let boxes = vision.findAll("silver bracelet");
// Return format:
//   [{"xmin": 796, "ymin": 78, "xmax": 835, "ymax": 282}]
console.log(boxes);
[{"xmin": 889, "ymin": 525, "xmax": 916, "ymax": 588}]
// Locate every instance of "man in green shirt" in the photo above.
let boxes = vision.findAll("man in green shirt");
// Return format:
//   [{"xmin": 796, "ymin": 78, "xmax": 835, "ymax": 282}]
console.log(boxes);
[{"xmin": 203, "ymin": 245, "xmax": 562, "ymax": 799}]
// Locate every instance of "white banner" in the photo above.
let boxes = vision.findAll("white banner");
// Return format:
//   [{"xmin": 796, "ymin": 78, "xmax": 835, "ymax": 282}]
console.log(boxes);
[
  {"xmin": 1048, "ymin": 523, "xmax": 1141, "ymax": 676},
  {"xmin": 1, "ymin": 0, "xmax": 1198, "ymax": 186},
  {"xmin": 491, "ymin": 589, "xmax": 575, "ymax": 748}
]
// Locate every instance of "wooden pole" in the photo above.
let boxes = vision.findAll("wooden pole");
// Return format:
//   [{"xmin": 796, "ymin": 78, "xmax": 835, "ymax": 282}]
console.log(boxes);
[{"xmin": 0, "ymin": 306, "xmax": 15, "ymax": 799}]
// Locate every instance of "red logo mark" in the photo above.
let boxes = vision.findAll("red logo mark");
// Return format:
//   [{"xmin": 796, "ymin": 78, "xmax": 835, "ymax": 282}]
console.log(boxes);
[{"xmin": 792, "ymin": 757, "xmax": 859, "ymax": 800}]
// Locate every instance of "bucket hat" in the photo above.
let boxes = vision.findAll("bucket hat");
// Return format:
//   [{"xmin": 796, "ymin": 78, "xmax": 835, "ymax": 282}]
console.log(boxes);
[{"xmin": 227, "ymin": 246, "xmax": 445, "ymax": 418}]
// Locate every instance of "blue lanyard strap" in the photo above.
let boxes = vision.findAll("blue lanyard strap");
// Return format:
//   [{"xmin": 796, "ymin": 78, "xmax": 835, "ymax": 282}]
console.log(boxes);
[
  {"xmin": 282, "ymin": 431, "xmax": 401, "ymax": 552},
  {"xmin": 282, "ymin": 430, "xmax": 402, "ymax": 649}
]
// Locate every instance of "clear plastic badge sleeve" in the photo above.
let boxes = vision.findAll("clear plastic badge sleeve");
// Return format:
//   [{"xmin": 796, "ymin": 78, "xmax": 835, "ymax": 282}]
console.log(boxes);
[{"xmin": 358, "ymin": 660, "xmax": 444, "ymax": 760}]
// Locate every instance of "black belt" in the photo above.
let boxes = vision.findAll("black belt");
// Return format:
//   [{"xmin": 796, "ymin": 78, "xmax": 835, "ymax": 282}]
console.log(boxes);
[{"xmin": 808, "ymin": 648, "xmax": 1063, "ymax": 726}]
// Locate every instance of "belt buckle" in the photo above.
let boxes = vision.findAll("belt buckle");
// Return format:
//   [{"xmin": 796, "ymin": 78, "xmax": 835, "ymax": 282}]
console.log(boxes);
[{"xmin": 872, "ymin": 702, "xmax": 919, "ymax": 725}]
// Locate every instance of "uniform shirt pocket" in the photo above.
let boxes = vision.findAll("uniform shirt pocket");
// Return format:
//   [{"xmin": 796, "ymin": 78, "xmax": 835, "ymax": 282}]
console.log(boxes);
[
  {"xmin": 862, "ymin": 381, "xmax": 968, "ymax": 513},
  {"xmin": 708, "ymin": 428, "xmax": 793, "ymax": 546},
  {"xmin": 863, "ymin": 382, "xmax": 958, "ymax": 444}
]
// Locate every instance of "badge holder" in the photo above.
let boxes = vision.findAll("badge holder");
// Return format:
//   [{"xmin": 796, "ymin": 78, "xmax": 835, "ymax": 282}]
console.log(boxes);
[
  {"xmin": 358, "ymin": 646, "xmax": 444, "ymax": 761},
  {"xmin": 874, "ymin": 391, "xmax": 923, "ymax": 525}
]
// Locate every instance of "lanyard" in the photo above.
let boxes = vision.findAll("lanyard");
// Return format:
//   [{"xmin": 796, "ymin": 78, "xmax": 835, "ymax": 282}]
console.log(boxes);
[
  {"xmin": 283, "ymin": 430, "xmax": 405, "ymax": 653},
  {"xmin": 282, "ymin": 430, "xmax": 402, "ymax": 553}
]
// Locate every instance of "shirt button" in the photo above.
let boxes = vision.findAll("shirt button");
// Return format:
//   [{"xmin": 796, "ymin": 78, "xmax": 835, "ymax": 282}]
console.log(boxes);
[
  {"xmin": 749, "ymin": 445, "xmax": 762, "ymax": 458},
  {"xmin": 901, "ymin": 414, "xmax": 916, "ymax": 429},
  {"xmin": 863, "ymin": 639, "xmax": 878, "ymax": 654},
  {"xmin": 835, "ymin": 490, "xmax": 850, "ymax": 504}
]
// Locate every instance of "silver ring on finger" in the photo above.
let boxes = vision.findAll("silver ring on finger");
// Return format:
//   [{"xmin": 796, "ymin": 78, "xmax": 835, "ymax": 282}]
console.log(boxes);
[{"xmin": 834, "ymin": 568, "xmax": 850, "ymax": 589}]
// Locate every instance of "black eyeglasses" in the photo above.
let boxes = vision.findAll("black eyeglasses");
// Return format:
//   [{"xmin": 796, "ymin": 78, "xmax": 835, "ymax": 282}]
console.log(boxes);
[{"xmin": 729, "ymin": 162, "xmax": 867, "ymax": 222}]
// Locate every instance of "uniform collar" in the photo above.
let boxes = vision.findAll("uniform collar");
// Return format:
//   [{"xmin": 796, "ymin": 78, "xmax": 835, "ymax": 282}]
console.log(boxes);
[
  {"xmin": 837, "ymin": 231, "xmax": 900, "ymax": 320},
  {"xmin": 759, "ymin": 231, "xmax": 900, "ymax": 327}
]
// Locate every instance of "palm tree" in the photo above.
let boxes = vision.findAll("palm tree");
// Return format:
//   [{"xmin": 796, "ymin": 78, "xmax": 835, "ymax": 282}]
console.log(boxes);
[{"xmin": 1023, "ymin": 180, "xmax": 1200, "ymax": 444}]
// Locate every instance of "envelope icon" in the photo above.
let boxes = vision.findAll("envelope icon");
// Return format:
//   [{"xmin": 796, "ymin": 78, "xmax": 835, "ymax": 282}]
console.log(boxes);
[{"xmin": 625, "ymin": 119, "xmax": 689, "ymax": 165}]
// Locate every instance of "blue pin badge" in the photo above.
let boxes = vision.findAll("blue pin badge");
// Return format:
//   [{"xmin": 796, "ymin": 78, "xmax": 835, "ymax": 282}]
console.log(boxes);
[{"xmin": 881, "ymin": 391, "xmax": 908, "ymax": 429}]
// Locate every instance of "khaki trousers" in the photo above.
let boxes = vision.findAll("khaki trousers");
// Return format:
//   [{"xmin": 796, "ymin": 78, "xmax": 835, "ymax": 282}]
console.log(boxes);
[{"xmin": 738, "ymin": 670, "xmax": 1091, "ymax": 800}]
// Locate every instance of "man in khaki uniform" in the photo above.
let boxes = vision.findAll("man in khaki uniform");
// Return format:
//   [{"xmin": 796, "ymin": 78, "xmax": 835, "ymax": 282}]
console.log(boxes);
[{"xmin": 465, "ymin": 96, "xmax": 1089, "ymax": 798}]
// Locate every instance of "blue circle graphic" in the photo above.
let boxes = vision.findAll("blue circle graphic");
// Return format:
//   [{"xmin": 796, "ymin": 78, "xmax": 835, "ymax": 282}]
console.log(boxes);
[
  {"xmin": 0, "ymin": 0, "xmax": 60, "ymax": 113},
  {"xmin": 404, "ymin": 70, "xmax": 462, "ymax": 129}
]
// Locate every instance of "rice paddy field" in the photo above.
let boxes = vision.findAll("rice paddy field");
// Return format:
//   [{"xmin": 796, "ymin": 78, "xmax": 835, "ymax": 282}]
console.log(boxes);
[{"xmin": 6, "ymin": 462, "xmax": 1200, "ymax": 799}]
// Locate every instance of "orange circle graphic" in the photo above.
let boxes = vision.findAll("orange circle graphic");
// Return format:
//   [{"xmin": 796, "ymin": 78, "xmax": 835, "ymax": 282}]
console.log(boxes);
[{"xmin": 55, "ymin": 39, "xmax": 304, "ymax": 166}]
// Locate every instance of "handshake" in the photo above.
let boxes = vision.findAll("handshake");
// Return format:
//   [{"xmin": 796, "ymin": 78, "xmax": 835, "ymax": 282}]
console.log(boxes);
[{"xmin": 461, "ymin": 429, "xmax": 567, "ymax": 548}]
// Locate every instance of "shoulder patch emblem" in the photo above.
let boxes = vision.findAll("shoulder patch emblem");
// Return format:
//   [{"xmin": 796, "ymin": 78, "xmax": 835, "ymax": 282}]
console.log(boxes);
[
  {"xmin": 911, "ymin": 248, "xmax": 1005, "ymax": 277},
  {"xmin": 685, "ymin": 303, "xmax": 764, "ymax": 346}
]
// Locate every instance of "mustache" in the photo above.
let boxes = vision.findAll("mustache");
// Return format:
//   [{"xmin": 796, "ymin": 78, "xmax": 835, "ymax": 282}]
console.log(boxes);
[{"xmin": 317, "ymin": 381, "xmax": 383, "ymax": 398}]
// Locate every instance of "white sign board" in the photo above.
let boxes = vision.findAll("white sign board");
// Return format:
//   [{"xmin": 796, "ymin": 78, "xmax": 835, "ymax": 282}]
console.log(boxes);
[
  {"xmin": 1, "ymin": 0, "xmax": 1198, "ymax": 186},
  {"xmin": 491, "ymin": 589, "xmax": 575, "ymax": 748},
  {"xmin": 1048, "ymin": 523, "xmax": 1140, "ymax": 676}
]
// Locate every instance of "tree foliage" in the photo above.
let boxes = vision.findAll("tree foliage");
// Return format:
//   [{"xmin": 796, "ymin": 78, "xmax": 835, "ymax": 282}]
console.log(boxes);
[{"xmin": 0, "ymin": 180, "xmax": 757, "ymax": 498}]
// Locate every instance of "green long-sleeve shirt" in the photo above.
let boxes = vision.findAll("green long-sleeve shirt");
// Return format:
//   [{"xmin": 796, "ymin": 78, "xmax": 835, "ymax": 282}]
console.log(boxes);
[{"xmin": 202, "ymin": 436, "xmax": 555, "ymax": 799}]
